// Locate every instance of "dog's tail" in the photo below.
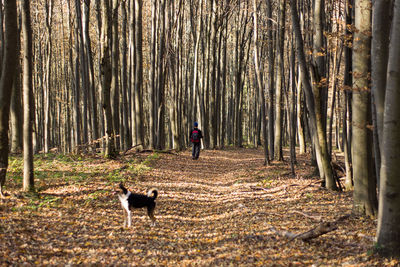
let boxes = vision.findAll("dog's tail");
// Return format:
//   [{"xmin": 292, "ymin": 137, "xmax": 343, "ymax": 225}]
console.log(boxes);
[
  {"xmin": 147, "ymin": 188, "xmax": 158, "ymax": 200},
  {"xmin": 119, "ymin": 183, "xmax": 128, "ymax": 195}
]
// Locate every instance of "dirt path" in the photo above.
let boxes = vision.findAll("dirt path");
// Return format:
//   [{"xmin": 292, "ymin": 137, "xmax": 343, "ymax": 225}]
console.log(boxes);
[{"xmin": 1, "ymin": 148, "xmax": 393, "ymax": 266}]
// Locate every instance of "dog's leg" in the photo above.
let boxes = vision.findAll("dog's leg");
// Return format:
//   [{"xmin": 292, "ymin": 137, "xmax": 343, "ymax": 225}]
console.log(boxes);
[
  {"xmin": 127, "ymin": 210, "xmax": 132, "ymax": 227},
  {"xmin": 123, "ymin": 209, "xmax": 127, "ymax": 227},
  {"xmin": 120, "ymin": 200, "xmax": 128, "ymax": 227},
  {"xmin": 147, "ymin": 205, "xmax": 156, "ymax": 227}
]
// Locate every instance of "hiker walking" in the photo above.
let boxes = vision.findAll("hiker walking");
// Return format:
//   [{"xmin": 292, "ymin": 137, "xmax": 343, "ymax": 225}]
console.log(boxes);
[{"xmin": 190, "ymin": 122, "xmax": 203, "ymax": 160}]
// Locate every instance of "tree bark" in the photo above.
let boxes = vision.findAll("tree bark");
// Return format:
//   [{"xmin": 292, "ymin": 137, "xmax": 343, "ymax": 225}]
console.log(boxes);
[
  {"xmin": 274, "ymin": 0, "xmax": 285, "ymax": 161},
  {"xmin": 149, "ymin": 0, "xmax": 157, "ymax": 149},
  {"xmin": 0, "ymin": 0, "xmax": 18, "ymax": 197},
  {"xmin": 371, "ymin": 0, "xmax": 393, "ymax": 187},
  {"xmin": 10, "ymin": 29, "xmax": 22, "ymax": 154},
  {"xmin": 156, "ymin": 0, "xmax": 167, "ymax": 150},
  {"xmin": 120, "ymin": 0, "xmax": 130, "ymax": 151},
  {"xmin": 352, "ymin": 0, "xmax": 377, "ymax": 216},
  {"xmin": 296, "ymin": 67, "xmax": 306, "ymax": 154},
  {"xmin": 134, "ymin": 0, "xmax": 144, "ymax": 146},
  {"xmin": 82, "ymin": 0, "xmax": 99, "ymax": 149},
  {"xmin": 253, "ymin": 0, "xmax": 270, "ymax": 165},
  {"xmin": 44, "ymin": 0, "xmax": 54, "ymax": 153},
  {"xmin": 376, "ymin": 0, "xmax": 400, "ymax": 257},
  {"xmin": 111, "ymin": 0, "xmax": 120, "ymax": 150},
  {"xmin": 343, "ymin": 0, "xmax": 353, "ymax": 190},
  {"xmin": 290, "ymin": 0, "xmax": 337, "ymax": 190},
  {"xmin": 73, "ymin": 0, "xmax": 81, "ymax": 151},
  {"xmin": 310, "ymin": 0, "xmax": 337, "ymax": 190},
  {"xmin": 21, "ymin": 0, "xmax": 34, "ymax": 192},
  {"xmin": 266, "ymin": 0, "xmax": 275, "ymax": 158},
  {"xmin": 76, "ymin": 0, "xmax": 89, "ymax": 147},
  {"xmin": 100, "ymin": 0, "xmax": 117, "ymax": 158}
]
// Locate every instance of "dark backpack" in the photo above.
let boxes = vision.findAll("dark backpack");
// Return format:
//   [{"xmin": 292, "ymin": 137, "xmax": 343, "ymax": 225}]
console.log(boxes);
[{"xmin": 191, "ymin": 130, "xmax": 200, "ymax": 143}]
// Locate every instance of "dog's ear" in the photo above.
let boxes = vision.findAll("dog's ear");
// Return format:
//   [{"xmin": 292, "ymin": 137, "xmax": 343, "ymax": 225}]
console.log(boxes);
[{"xmin": 119, "ymin": 183, "xmax": 128, "ymax": 194}]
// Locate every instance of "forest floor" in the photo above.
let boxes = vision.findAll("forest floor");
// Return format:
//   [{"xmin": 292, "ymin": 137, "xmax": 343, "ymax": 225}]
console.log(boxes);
[{"xmin": 1, "ymin": 147, "xmax": 398, "ymax": 266}]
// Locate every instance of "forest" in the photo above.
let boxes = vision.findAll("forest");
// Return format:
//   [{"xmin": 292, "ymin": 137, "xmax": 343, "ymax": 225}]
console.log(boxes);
[{"xmin": 1, "ymin": 0, "xmax": 400, "ymax": 264}]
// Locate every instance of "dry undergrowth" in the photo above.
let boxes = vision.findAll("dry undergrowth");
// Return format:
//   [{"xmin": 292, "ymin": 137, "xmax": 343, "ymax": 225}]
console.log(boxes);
[{"xmin": 1, "ymin": 148, "xmax": 398, "ymax": 266}]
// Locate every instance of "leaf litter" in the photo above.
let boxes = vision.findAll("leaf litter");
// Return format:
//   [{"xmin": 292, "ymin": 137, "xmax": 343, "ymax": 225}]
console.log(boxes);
[{"xmin": 1, "ymin": 148, "xmax": 398, "ymax": 266}]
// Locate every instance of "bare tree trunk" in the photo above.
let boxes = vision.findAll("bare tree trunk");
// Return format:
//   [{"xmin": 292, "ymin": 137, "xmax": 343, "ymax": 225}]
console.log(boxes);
[
  {"xmin": 111, "ymin": 0, "xmax": 120, "ymax": 150},
  {"xmin": 76, "ymin": 0, "xmax": 89, "ymax": 148},
  {"xmin": 290, "ymin": 0, "xmax": 337, "ymax": 189},
  {"xmin": 82, "ymin": 0, "xmax": 99, "ymax": 149},
  {"xmin": 376, "ymin": 1, "xmax": 400, "ymax": 256},
  {"xmin": 311, "ymin": 0, "xmax": 337, "ymax": 190},
  {"xmin": 371, "ymin": 0, "xmax": 393, "ymax": 187},
  {"xmin": 220, "ymin": 20, "xmax": 228, "ymax": 149},
  {"xmin": 149, "ymin": 0, "xmax": 157, "ymax": 149},
  {"xmin": 10, "ymin": 27, "xmax": 22, "ymax": 154},
  {"xmin": 352, "ymin": 0, "xmax": 377, "ymax": 216},
  {"xmin": 72, "ymin": 0, "xmax": 82, "ymax": 152},
  {"xmin": 343, "ymin": 0, "xmax": 353, "ymax": 190},
  {"xmin": 210, "ymin": 0, "xmax": 218, "ymax": 148},
  {"xmin": 289, "ymin": 45, "xmax": 297, "ymax": 174},
  {"xmin": 253, "ymin": 0, "xmax": 269, "ymax": 165},
  {"xmin": 21, "ymin": 0, "xmax": 34, "ymax": 192},
  {"xmin": 233, "ymin": 3, "xmax": 251, "ymax": 148},
  {"xmin": 274, "ymin": 0, "xmax": 285, "ymax": 161},
  {"xmin": 190, "ymin": 0, "xmax": 203, "ymax": 140},
  {"xmin": 100, "ymin": 0, "xmax": 117, "ymax": 158},
  {"xmin": 266, "ymin": 0, "xmax": 275, "ymax": 158},
  {"xmin": 120, "ymin": 0, "xmax": 130, "ymax": 151},
  {"xmin": 296, "ymin": 67, "xmax": 306, "ymax": 154},
  {"xmin": 134, "ymin": 0, "xmax": 144, "ymax": 146},
  {"xmin": 156, "ymin": 0, "xmax": 167, "ymax": 150},
  {"xmin": 44, "ymin": 0, "xmax": 54, "ymax": 153},
  {"xmin": 0, "ymin": 0, "xmax": 18, "ymax": 197}
]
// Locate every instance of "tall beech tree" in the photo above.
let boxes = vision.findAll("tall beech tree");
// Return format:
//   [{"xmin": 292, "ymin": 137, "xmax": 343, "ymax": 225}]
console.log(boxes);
[
  {"xmin": 100, "ymin": 0, "xmax": 116, "ymax": 158},
  {"xmin": 111, "ymin": 0, "xmax": 120, "ymax": 151},
  {"xmin": 134, "ymin": 0, "xmax": 145, "ymax": 147},
  {"xmin": 21, "ymin": 0, "xmax": 34, "ymax": 192},
  {"xmin": 0, "ymin": 0, "xmax": 18, "ymax": 197},
  {"xmin": 376, "ymin": 0, "xmax": 400, "ymax": 257},
  {"xmin": 352, "ymin": 0, "xmax": 378, "ymax": 216},
  {"xmin": 290, "ymin": 0, "xmax": 337, "ymax": 190},
  {"xmin": 253, "ymin": 0, "xmax": 270, "ymax": 165},
  {"xmin": 273, "ymin": 0, "xmax": 285, "ymax": 161},
  {"xmin": 371, "ymin": 0, "xmax": 393, "ymax": 186}
]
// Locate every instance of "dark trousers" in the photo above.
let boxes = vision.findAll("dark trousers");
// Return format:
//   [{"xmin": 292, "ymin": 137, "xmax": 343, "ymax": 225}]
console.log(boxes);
[{"xmin": 192, "ymin": 142, "xmax": 201, "ymax": 159}]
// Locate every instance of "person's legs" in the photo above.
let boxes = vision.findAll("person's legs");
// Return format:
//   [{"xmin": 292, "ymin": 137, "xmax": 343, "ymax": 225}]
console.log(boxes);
[
  {"xmin": 195, "ymin": 143, "xmax": 200, "ymax": 159},
  {"xmin": 192, "ymin": 143, "xmax": 196, "ymax": 159}
]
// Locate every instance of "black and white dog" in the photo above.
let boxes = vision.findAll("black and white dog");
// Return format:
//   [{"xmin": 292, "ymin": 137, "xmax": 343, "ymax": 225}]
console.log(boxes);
[{"xmin": 118, "ymin": 183, "xmax": 158, "ymax": 227}]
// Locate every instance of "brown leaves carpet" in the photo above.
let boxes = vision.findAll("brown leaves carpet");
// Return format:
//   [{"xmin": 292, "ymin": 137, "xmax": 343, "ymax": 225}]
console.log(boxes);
[{"xmin": 1, "ymin": 148, "xmax": 398, "ymax": 266}]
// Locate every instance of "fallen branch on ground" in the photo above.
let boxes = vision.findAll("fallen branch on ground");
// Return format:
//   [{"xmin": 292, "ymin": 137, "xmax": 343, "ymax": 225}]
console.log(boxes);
[{"xmin": 269, "ymin": 214, "xmax": 351, "ymax": 242}]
